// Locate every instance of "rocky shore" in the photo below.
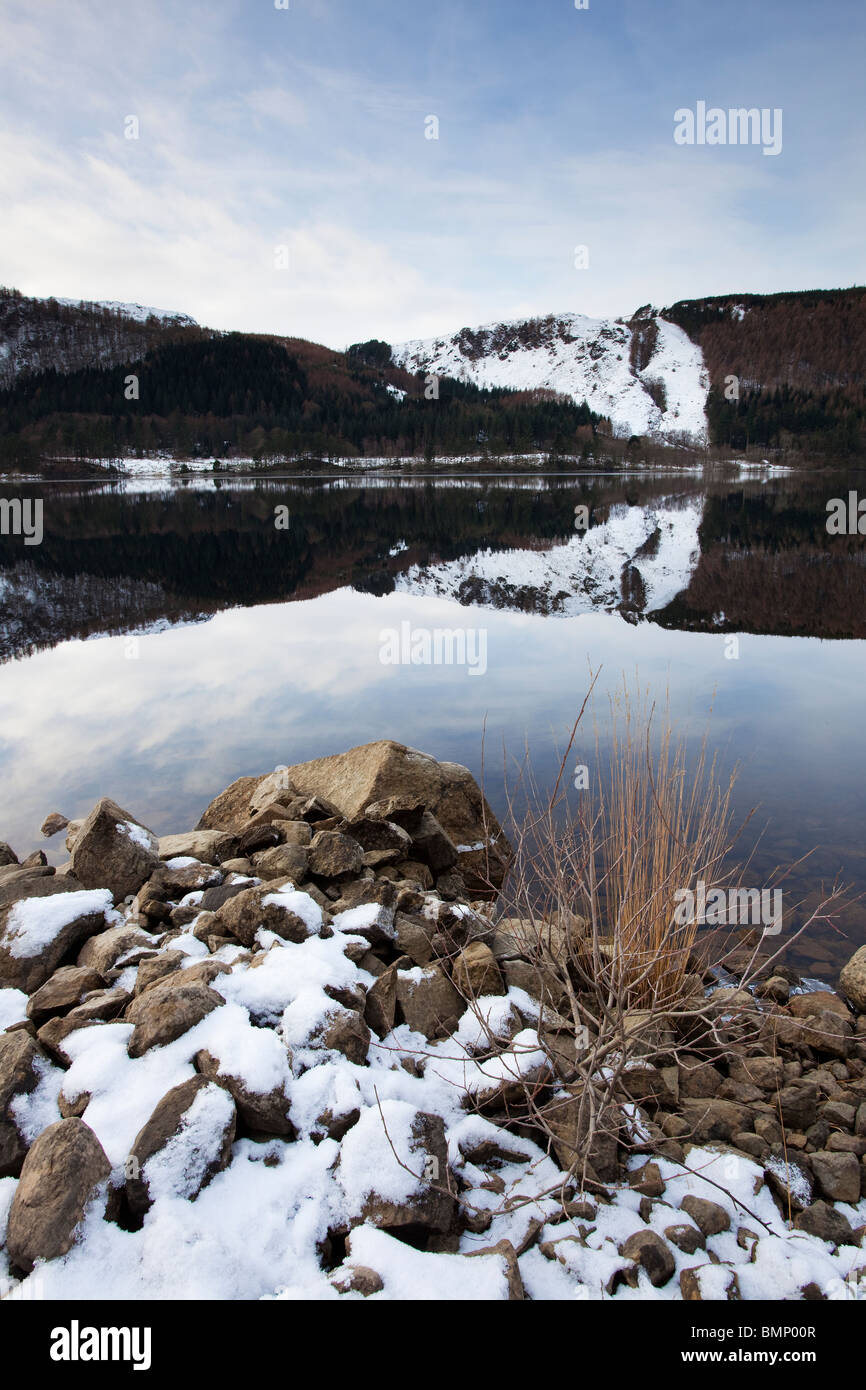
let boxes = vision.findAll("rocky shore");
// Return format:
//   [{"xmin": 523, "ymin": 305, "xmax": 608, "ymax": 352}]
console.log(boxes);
[{"xmin": 1, "ymin": 739, "xmax": 865, "ymax": 1301}]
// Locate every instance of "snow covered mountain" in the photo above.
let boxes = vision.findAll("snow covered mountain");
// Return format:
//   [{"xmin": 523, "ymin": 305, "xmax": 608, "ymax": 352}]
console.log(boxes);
[
  {"xmin": 393, "ymin": 311, "xmax": 710, "ymax": 442},
  {"xmin": 394, "ymin": 497, "xmax": 702, "ymax": 619},
  {"xmin": 0, "ymin": 289, "xmax": 198, "ymax": 388}
]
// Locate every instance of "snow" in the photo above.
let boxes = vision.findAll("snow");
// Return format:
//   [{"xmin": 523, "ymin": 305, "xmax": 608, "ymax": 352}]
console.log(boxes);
[
  {"xmin": 394, "ymin": 497, "xmax": 702, "ymax": 616},
  {"xmin": 116, "ymin": 820, "xmax": 157, "ymax": 853},
  {"xmin": 337, "ymin": 1099, "xmax": 426, "ymax": 1212},
  {"xmin": 0, "ymin": 988, "xmax": 28, "ymax": 1030},
  {"xmin": 393, "ymin": 312, "xmax": 710, "ymax": 441},
  {"xmin": 140, "ymin": 1082, "xmax": 236, "ymax": 1203},
  {"xmin": 54, "ymin": 298, "xmax": 196, "ymax": 327},
  {"xmin": 2, "ymin": 889, "xmax": 114, "ymax": 958}
]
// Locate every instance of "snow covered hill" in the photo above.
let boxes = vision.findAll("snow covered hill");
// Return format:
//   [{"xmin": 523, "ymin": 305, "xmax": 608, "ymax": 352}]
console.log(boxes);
[
  {"xmin": 394, "ymin": 497, "xmax": 703, "ymax": 619},
  {"xmin": 393, "ymin": 311, "xmax": 710, "ymax": 443}
]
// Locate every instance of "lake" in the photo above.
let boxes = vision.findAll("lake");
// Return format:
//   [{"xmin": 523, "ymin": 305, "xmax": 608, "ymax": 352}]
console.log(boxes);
[{"xmin": 1, "ymin": 461, "xmax": 864, "ymax": 979}]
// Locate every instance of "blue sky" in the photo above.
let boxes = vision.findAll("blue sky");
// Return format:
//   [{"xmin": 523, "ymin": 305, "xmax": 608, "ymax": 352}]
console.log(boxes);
[{"xmin": 0, "ymin": 0, "xmax": 863, "ymax": 346}]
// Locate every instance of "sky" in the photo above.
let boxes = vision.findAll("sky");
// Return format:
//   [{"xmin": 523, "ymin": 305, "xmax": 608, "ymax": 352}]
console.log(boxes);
[{"xmin": 0, "ymin": 0, "xmax": 863, "ymax": 348}]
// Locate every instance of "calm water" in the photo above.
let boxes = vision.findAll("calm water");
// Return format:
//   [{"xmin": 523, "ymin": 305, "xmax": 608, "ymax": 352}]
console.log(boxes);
[{"xmin": 1, "ymin": 463, "xmax": 864, "ymax": 977}]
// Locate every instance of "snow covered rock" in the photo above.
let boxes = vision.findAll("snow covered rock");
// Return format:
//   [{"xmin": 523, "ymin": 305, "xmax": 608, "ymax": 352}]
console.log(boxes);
[
  {"xmin": 125, "ymin": 980, "xmax": 225, "ymax": 1058},
  {"xmin": 157, "ymin": 830, "xmax": 239, "ymax": 865},
  {"xmin": 0, "ymin": 1030, "xmax": 45, "ymax": 1177},
  {"xmin": 395, "ymin": 964, "xmax": 463, "ymax": 1040},
  {"xmin": 69, "ymin": 798, "xmax": 160, "ymax": 900},
  {"xmin": 76, "ymin": 924, "xmax": 155, "ymax": 976},
  {"xmin": 6, "ymin": 1119, "xmax": 111, "ymax": 1273},
  {"xmin": 126, "ymin": 1076, "xmax": 236, "ymax": 1215},
  {"xmin": 0, "ymin": 888, "xmax": 114, "ymax": 992},
  {"xmin": 194, "ymin": 1047, "xmax": 293, "ymax": 1137},
  {"xmin": 210, "ymin": 883, "xmax": 322, "ymax": 947},
  {"xmin": 337, "ymin": 1105, "xmax": 455, "ymax": 1237},
  {"xmin": 25, "ymin": 965, "xmax": 106, "ymax": 1028}
]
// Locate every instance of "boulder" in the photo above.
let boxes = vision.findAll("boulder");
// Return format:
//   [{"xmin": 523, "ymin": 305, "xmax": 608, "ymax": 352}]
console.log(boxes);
[
  {"xmin": 196, "ymin": 741, "xmax": 511, "ymax": 889},
  {"xmin": 194, "ymin": 1049, "xmax": 293, "ymax": 1136},
  {"xmin": 364, "ymin": 965, "xmax": 398, "ymax": 1039},
  {"xmin": 211, "ymin": 884, "xmax": 317, "ymax": 948},
  {"xmin": 77, "ymin": 925, "xmax": 155, "ymax": 975},
  {"xmin": 40, "ymin": 812, "xmax": 69, "ymax": 838},
  {"xmin": 540, "ymin": 1087, "xmax": 621, "ymax": 1182},
  {"xmin": 126, "ymin": 1076, "xmax": 236, "ymax": 1214},
  {"xmin": 840, "ymin": 946, "xmax": 866, "ymax": 1012},
  {"xmin": 0, "ymin": 1031, "xmax": 45, "ymax": 1177},
  {"xmin": 0, "ymin": 841, "xmax": 18, "ymax": 866},
  {"xmin": 330, "ymin": 1265, "xmax": 384, "ymax": 1297},
  {"xmin": 341, "ymin": 1109, "xmax": 455, "ymax": 1235},
  {"xmin": 316, "ymin": 1008, "xmax": 371, "ymax": 1065},
  {"xmin": 6, "ymin": 1119, "xmax": 111, "ymax": 1272},
  {"xmin": 665, "ymin": 1223, "xmax": 705, "ymax": 1255},
  {"xmin": 0, "ymin": 888, "xmax": 112, "ymax": 993},
  {"xmin": 765, "ymin": 1010, "xmax": 853, "ymax": 1059},
  {"xmin": 466, "ymin": 1239, "xmax": 525, "ymax": 1299},
  {"xmin": 157, "ymin": 830, "xmax": 239, "ymax": 864},
  {"xmin": 125, "ymin": 981, "xmax": 224, "ymax": 1058},
  {"xmin": 252, "ymin": 844, "xmax": 309, "ymax": 882},
  {"xmin": 308, "ymin": 831, "xmax": 364, "ymax": 880},
  {"xmin": 679, "ymin": 1099, "xmax": 751, "ymax": 1143},
  {"xmin": 794, "ymin": 1200, "xmax": 855, "ymax": 1245},
  {"xmin": 395, "ymin": 964, "xmax": 463, "ymax": 1039},
  {"xmin": 620, "ymin": 1229, "xmax": 676, "ymax": 1287},
  {"xmin": 452, "ymin": 942, "xmax": 505, "ymax": 998},
  {"xmin": 25, "ymin": 965, "xmax": 106, "ymax": 1028},
  {"xmin": 69, "ymin": 798, "xmax": 160, "ymax": 900},
  {"xmin": 680, "ymin": 1195, "xmax": 731, "ymax": 1237},
  {"xmin": 810, "ymin": 1150, "xmax": 862, "ymax": 1204}
]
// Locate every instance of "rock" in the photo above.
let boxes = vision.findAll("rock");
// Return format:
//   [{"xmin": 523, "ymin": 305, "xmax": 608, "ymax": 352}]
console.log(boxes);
[
  {"xmin": 665, "ymin": 1223, "xmax": 705, "ymax": 1255},
  {"xmin": 0, "ymin": 888, "xmax": 112, "ymax": 993},
  {"xmin": 679, "ymin": 1099, "xmax": 751, "ymax": 1143},
  {"xmin": 0, "ymin": 841, "xmax": 18, "ymax": 866},
  {"xmin": 25, "ymin": 965, "xmax": 106, "ymax": 1028},
  {"xmin": 767, "ymin": 1010, "xmax": 853, "ymax": 1059},
  {"xmin": 251, "ymin": 844, "xmax": 309, "ymax": 882},
  {"xmin": 680, "ymin": 1266, "xmax": 741, "ymax": 1301},
  {"xmin": 466, "ymin": 1238, "xmax": 525, "ymax": 1299},
  {"xmin": 789, "ymin": 990, "xmax": 852, "ymax": 1022},
  {"xmin": 393, "ymin": 912, "xmax": 435, "ymax": 965},
  {"xmin": 502, "ymin": 959, "xmax": 567, "ymax": 1013},
  {"xmin": 541, "ymin": 1088, "xmax": 621, "ymax": 1183},
  {"xmin": 680, "ymin": 1195, "xmax": 731, "ymax": 1237},
  {"xmin": 134, "ymin": 951, "xmax": 186, "ymax": 995},
  {"xmin": 197, "ymin": 742, "xmax": 511, "ymax": 890},
  {"xmin": 810, "ymin": 1150, "xmax": 862, "ymax": 1203},
  {"xmin": 40, "ymin": 812, "xmax": 69, "ymax": 838},
  {"xmin": 77, "ymin": 925, "xmax": 154, "ymax": 976},
  {"xmin": 678, "ymin": 1058, "xmax": 724, "ymax": 1099},
  {"xmin": 733, "ymin": 1132, "xmax": 770, "ymax": 1161},
  {"xmin": 822, "ymin": 1099, "xmax": 857, "ymax": 1130},
  {"xmin": 793, "ymin": 1200, "xmax": 856, "ymax": 1245},
  {"xmin": 840, "ymin": 945, "xmax": 866, "ymax": 1012},
  {"xmin": 158, "ymin": 830, "xmax": 239, "ymax": 864},
  {"xmin": 452, "ymin": 941, "xmax": 505, "ymax": 998},
  {"xmin": 364, "ymin": 965, "xmax": 398, "ymax": 1038},
  {"xmin": 69, "ymin": 798, "xmax": 160, "ymax": 900},
  {"xmin": 36, "ymin": 1015, "xmax": 102, "ymax": 1066},
  {"xmin": 764, "ymin": 1150, "xmax": 814, "ymax": 1212},
  {"xmin": 237, "ymin": 823, "xmax": 283, "ymax": 856},
  {"xmin": 64, "ymin": 986, "xmax": 131, "ymax": 1024},
  {"xmin": 395, "ymin": 964, "xmax": 464, "ymax": 1039},
  {"xmin": 0, "ymin": 1031, "xmax": 45, "ymax": 1177},
  {"xmin": 778, "ymin": 1082, "xmax": 819, "ymax": 1131},
  {"xmin": 410, "ymin": 811, "xmax": 458, "ymax": 873},
  {"xmin": 343, "ymin": 1110, "xmax": 455, "ymax": 1236},
  {"xmin": 317, "ymin": 1008, "xmax": 370, "ymax": 1065},
  {"xmin": 126, "ymin": 1076, "xmax": 236, "ymax": 1214},
  {"xmin": 756, "ymin": 975, "xmax": 790, "ymax": 1003},
  {"xmin": 620, "ymin": 1229, "xmax": 676, "ymax": 1287},
  {"xmin": 330, "ymin": 1265, "xmax": 384, "ymax": 1297},
  {"xmin": 194, "ymin": 1049, "xmax": 293, "ymax": 1136},
  {"xmin": 125, "ymin": 981, "xmax": 224, "ymax": 1058},
  {"xmin": 6, "ymin": 1119, "xmax": 111, "ymax": 1272},
  {"xmin": 308, "ymin": 831, "xmax": 364, "ymax": 880},
  {"xmin": 211, "ymin": 883, "xmax": 316, "ymax": 948},
  {"xmin": 346, "ymin": 817, "xmax": 413, "ymax": 857},
  {"xmin": 64, "ymin": 820, "xmax": 82, "ymax": 851},
  {"xmin": 0, "ymin": 868, "xmax": 83, "ymax": 913},
  {"xmin": 629, "ymin": 1161, "xmax": 665, "ymax": 1198}
]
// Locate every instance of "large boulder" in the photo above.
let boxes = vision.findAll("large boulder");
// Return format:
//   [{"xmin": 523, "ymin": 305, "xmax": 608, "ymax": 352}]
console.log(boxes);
[
  {"xmin": 125, "ymin": 980, "xmax": 225, "ymax": 1058},
  {"xmin": 196, "ymin": 741, "xmax": 511, "ymax": 890},
  {"xmin": 840, "ymin": 946, "xmax": 866, "ymax": 1012},
  {"xmin": 69, "ymin": 798, "xmax": 160, "ymax": 900},
  {"xmin": 0, "ymin": 1031, "xmax": 45, "ymax": 1177},
  {"xmin": 0, "ymin": 888, "xmax": 113, "ymax": 993},
  {"xmin": 126, "ymin": 1076, "xmax": 236, "ymax": 1215},
  {"xmin": 6, "ymin": 1119, "xmax": 111, "ymax": 1273}
]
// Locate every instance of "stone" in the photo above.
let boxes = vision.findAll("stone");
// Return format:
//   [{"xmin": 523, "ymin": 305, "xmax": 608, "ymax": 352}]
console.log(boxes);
[
  {"xmin": 330, "ymin": 1265, "xmax": 384, "ymax": 1297},
  {"xmin": 793, "ymin": 1200, "xmax": 855, "ymax": 1245},
  {"xmin": 6, "ymin": 1119, "xmax": 111, "ymax": 1273},
  {"xmin": 411, "ymin": 811, "xmax": 458, "ymax": 873},
  {"xmin": 0, "ymin": 841, "xmax": 18, "ymax": 866},
  {"xmin": 157, "ymin": 830, "xmax": 239, "ymax": 864},
  {"xmin": 41, "ymin": 812, "xmax": 69, "ymax": 838},
  {"xmin": 679, "ymin": 1099, "xmax": 751, "ymax": 1143},
  {"xmin": 0, "ymin": 1031, "xmax": 44, "ymax": 1177},
  {"xmin": 395, "ymin": 964, "xmax": 463, "ymax": 1039},
  {"xmin": 665, "ymin": 1223, "xmax": 705, "ymax": 1255},
  {"xmin": 763, "ymin": 1150, "xmax": 814, "ymax": 1212},
  {"xmin": 25, "ymin": 965, "xmax": 106, "ymax": 1028},
  {"xmin": 393, "ymin": 912, "xmax": 435, "ymax": 966},
  {"xmin": 125, "ymin": 981, "xmax": 224, "ymax": 1058},
  {"xmin": 344, "ymin": 1110, "xmax": 455, "ymax": 1235},
  {"xmin": 502, "ymin": 959, "xmax": 568, "ymax": 1013},
  {"xmin": 541, "ymin": 1088, "xmax": 621, "ymax": 1183},
  {"xmin": 629, "ymin": 1161, "xmax": 665, "ymax": 1198},
  {"xmin": 211, "ymin": 883, "xmax": 316, "ymax": 947},
  {"xmin": 364, "ymin": 965, "xmax": 398, "ymax": 1039},
  {"xmin": 822, "ymin": 1100, "xmax": 857, "ymax": 1130},
  {"xmin": 466, "ymin": 1238, "xmax": 525, "ymax": 1299},
  {"xmin": 778, "ymin": 1082, "xmax": 819, "ymax": 1131},
  {"xmin": 308, "ymin": 831, "xmax": 364, "ymax": 879},
  {"xmin": 134, "ymin": 951, "xmax": 186, "ymax": 995},
  {"xmin": 64, "ymin": 987, "xmax": 131, "ymax": 1024},
  {"xmin": 840, "ymin": 946, "xmax": 866, "ymax": 1012},
  {"xmin": 317, "ymin": 1008, "xmax": 370, "ymax": 1065},
  {"xmin": 678, "ymin": 1058, "xmax": 724, "ymax": 1099},
  {"xmin": 0, "ymin": 888, "xmax": 111, "ymax": 993},
  {"xmin": 69, "ymin": 798, "xmax": 159, "ymax": 900},
  {"xmin": 346, "ymin": 817, "xmax": 413, "ymax": 856},
  {"xmin": 680, "ymin": 1195, "xmax": 731, "ymax": 1237},
  {"xmin": 756, "ymin": 975, "xmax": 790, "ymax": 1003},
  {"xmin": 252, "ymin": 843, "xmax": 309, "ymax": 882},
  {"xmin": 810, "ymin": 1150, "xmax": 861, "ymax": 1203},
  {"xmin": 789, "ymin": 990, "xmax": 852, "ymax": 1022},
  {"xmin": 194, "ymin": 1048, "xmax": 293, "ymax": 1136},
  {"xmin": 77, "ymin": 925, "xmax": 155, "ymax": 976},
  {"xmin": 452, "ymin": 941, "xmax": 505, "ymax": 998},
  {"xmin": 237, "ymin": 823, "xmax": 283, "ymax": 856},
  {"xmin": 620, "ymin": 1229, "xmax": 676, "ymax": 1287},
  {"xmin": 126, "ymin": 1076, "xmax": 236, "ymax": 1215},
  {"xmin": 680, "ymin": 1266, "xmax": 741, "ymax": 1301},
  {"xmin": 36, "ymin": 1015, "xmax": 102, "ymax": 1066}
]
